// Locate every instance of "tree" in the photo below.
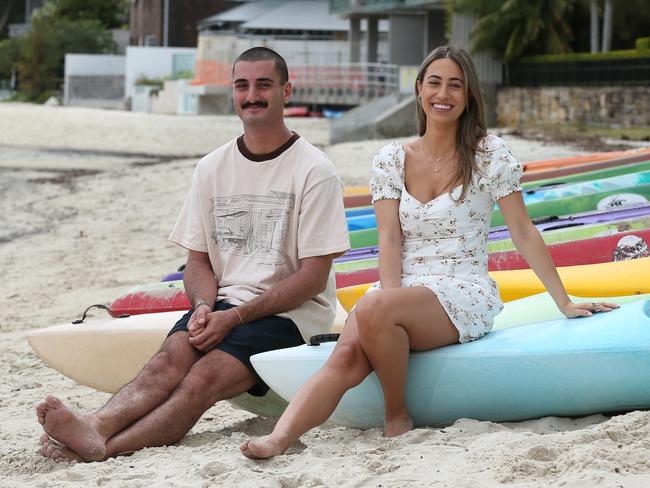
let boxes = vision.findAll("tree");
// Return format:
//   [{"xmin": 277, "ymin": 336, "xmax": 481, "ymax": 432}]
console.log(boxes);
[
  {"xmin": 16, "ymin": 1, "xmax": 116, "ymax": 99},
  {"xmin": 601, "ymin": 0, "xmax": 613, "ymax": 52},
  {"xmin": 590, "ymin": 0, "xmax": 599, "ymax": 53},
  {"xmin": 53, "ymin": 0, "xmax": 129, "ymax": 29},
  {"xmin": 0, "ymin": 37, "xmax": 20, "ymax": 81},
  {"xmin": 455, "ymin": 0, "xmax": 575, "ymax": 61}
]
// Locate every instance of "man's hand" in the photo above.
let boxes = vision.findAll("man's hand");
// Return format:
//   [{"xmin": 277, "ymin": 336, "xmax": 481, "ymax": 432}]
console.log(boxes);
[
  {"xmin": 187, "ymin": 303, "xmax": 212, "ymax": 332},
  {"xmin": 188, "ymin": 307, "xmax": 241, "ymax": 352}
]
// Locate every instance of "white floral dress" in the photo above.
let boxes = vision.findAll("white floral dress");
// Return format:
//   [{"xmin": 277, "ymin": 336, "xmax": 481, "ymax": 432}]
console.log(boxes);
[{"xmin": 367, "ymin": 134, "xmax": 523, "ymax": 343}]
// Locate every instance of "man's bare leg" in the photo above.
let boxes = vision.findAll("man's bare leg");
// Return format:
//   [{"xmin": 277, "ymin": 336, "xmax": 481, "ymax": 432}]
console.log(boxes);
[
  {"xmin": 36, "ymin": 332, "xmax": 201, "ymax": 461},
  {"xmin": 240, "ymin": 314, "xmax": 372, "ymax": 459},
  {"xmin": 100, "ymin": 348, "xmax": 255, "ymax": 459}
]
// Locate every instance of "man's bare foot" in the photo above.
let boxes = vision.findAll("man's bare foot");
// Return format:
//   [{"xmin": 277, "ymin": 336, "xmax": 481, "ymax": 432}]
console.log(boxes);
[
  {"xmin": 384, "ymin": 414, "xmax": 414, "ymax": 437},
  {"xmin": 35, "ymin": 395, "xmax": 106, "ymax": 462},
  {"xmin": 240, "ymin": 435, "xmax": 289, "ymax": 460},
  {"xmin": 39, "ymin": 434, "xmax": 86, "ymax": 463}
]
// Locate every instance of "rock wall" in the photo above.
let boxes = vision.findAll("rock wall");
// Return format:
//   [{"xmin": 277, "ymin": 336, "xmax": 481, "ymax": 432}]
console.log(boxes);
[{"xmin": 497, "ymin": 86, "xmax": 650, "ymax": 128}]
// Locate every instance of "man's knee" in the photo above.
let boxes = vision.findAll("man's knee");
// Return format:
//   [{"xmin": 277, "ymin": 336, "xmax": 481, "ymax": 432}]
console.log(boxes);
[
  {"xmin": 140, "ymin": 335, "xmax": 195, "ymax": 392},
  {"xmin": 141, "ymin": 352, "xmax": 184, "ymax": 391},
  {"xmin": 178, "ymin": 352, "xmax": 254, "ymax": 403}
]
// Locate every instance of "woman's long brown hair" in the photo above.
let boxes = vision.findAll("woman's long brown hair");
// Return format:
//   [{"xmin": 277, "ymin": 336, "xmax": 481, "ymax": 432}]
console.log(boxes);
[{"xmin": 415, "ymin": 46, "xmax": 487, "ymax": 201}]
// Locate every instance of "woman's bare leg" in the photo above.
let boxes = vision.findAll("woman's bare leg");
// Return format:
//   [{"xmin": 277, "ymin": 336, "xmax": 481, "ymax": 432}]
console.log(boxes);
[
  {"xmin": 240, "ymin": 312, "xmax": 371, "ymax": 459},
  {"xmin": 354, "ymin": 287, "xmax": 459, "ymax": 437}
]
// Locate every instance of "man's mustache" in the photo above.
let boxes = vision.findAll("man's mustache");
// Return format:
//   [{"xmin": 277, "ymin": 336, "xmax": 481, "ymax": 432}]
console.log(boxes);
[{"xmin": 241, "ymin": 101, "xmax": 268, "ymax": 109}]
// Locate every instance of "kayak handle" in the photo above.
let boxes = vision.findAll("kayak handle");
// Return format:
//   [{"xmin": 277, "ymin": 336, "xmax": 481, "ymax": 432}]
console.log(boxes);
[
  {"xmin": 72, "ymin": 304, "xmax": 130, "ymax": 324},
  {"xmin": 309, "ymin": 333, "xmax": 341, "ymax": 346},
  {"xmin": 542, "ymin": 222, "xmax": 584, "ymax": 232},
  {"xmin": 531, "ymin": 215, "xmax": 559, "ymax": 225}
]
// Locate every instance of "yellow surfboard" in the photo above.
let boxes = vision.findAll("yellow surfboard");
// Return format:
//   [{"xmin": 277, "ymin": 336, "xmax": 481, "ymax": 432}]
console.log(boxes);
[
  {"xmin": 336, "ymin": 257, "xmax": 650, "ymax": 312},
  {"xmin": 343, "ymin": 185, "xmax": 370, "ymax": 196}
]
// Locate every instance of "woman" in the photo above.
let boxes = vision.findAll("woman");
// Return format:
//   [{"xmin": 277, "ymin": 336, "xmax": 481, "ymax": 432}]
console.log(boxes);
[{"xmin": 240, "ymin": 46, "xmax": 618, "ymax": 458}]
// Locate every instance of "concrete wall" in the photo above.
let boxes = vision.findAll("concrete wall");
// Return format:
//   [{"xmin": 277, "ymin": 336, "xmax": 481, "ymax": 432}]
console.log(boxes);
[
  {"xmin": 125, "ymin": 46, "xmax": 196, "ymax": 100},
  {"xmin": 64, "ymin": 54, "xmax": 126, "ymax": 109},
  {"xmin": 331, "ymin": 93, "xmax": 416, "ymax": 143},
  {"xmin": 497, "ymin": 86, "xmax": 650, "ymax": 128},
  {"xmin": 388, "ymin": 15, "xmax": 426, "ymax": 66},
  {"xmin": 449, "ymin": 14, "xmax": 503, "ymax": 125}
]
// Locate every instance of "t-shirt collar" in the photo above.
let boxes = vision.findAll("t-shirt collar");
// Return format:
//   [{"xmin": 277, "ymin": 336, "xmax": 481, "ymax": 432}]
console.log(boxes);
[{"xmin": 237, "ymin": 132, "xmax": 300, "ymax": 162}]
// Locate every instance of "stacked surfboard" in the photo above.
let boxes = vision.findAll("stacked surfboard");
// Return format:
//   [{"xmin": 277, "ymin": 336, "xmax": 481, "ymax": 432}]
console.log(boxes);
[{"xmin": 26, "ymin": 147, "xmax": 650, "ymax": 423}]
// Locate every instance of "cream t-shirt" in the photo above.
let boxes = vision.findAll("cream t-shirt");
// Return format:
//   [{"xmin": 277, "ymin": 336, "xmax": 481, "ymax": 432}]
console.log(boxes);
[{"xmin": 169, "ymin": 134, "xmax": 350, "ymax": 341}]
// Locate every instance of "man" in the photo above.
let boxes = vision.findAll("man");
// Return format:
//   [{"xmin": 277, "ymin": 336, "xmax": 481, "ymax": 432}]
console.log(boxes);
[{"xmin": 36, "ymin": 47, "xmax": 350, "ymax": 462}]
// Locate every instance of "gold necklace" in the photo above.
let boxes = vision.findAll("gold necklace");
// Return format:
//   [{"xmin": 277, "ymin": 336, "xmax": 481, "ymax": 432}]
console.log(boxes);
[{"xmin": 420, "ymin": 138, "xmax": 456, "ymax": 173}]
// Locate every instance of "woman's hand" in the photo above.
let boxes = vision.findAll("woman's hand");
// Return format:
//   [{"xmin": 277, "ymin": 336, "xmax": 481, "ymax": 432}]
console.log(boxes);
[{"xmin": 562, "ymin": 301, "xmax": 620, "ymax": 318}]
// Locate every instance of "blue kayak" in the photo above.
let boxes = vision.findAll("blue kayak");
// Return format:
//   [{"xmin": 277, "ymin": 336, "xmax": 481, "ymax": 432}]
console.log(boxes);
[{"xmin": 252, "ymin": 299, "xmax": 650, "ymax": 428}]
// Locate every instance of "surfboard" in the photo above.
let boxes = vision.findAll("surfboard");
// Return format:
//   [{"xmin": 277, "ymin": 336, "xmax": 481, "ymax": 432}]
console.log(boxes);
[
  {"xmin": 492, "ymin": 292, "xmax": 650, "ymax": 329},
  {"xmin": 25, "ymin": 311, "xmax": 290, "ymax": 417},
  {"xmin": 335, "ymin": 229, "xmax": 650, "ymax": 287},
  {"xmin": 251, "ymin": 299, "xmax": 650, "ymax": 428},
  {"xmin": 337, "ymin": 256, "xmax": 650, "ymax": 311},
  {"xmin": 26, "ymin": 301, "xmax": 348, "ymax": 417},
  {"xmin": 521, "ymin": 159, "xmax": 650, "ymax": 190}
]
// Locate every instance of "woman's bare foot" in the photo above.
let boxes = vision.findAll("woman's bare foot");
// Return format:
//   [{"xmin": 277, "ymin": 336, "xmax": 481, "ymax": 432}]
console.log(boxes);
[
  {"xmin": 35, "ymin": 395, "xmax": 106, "ymax": 462},
  {"xmin": 39, "ymin": 434, "xmax": 86, "ymax": 463},
  {"xmin": 384, "ymin": 414, "xmax": 414, "ymax": 437},
  {"xmin": 240, "ymin": 435, "xmax": 290, "ymax": 460}
]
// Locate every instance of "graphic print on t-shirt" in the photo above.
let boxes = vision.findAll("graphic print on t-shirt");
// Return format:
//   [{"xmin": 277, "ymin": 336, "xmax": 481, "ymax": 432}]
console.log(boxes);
[{"xmin": 211, "ymin": 191, "xmax": 295, "ymax": 263}]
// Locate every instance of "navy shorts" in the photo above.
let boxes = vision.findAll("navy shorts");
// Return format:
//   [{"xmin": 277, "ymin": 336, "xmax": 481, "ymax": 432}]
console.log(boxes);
[{"xmin": 167, "ymin": 301, "xmax": 304, "ymax": 396}]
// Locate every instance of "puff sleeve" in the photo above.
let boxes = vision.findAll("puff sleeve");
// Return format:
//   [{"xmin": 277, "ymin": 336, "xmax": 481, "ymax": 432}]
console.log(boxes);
[
  {"xmin": 482, "ymin": 136, "xmax": 523, "ymax": 202},
  {"xmin": 369, "ymin": 143, "xmax": 405, "ymax": 204}
]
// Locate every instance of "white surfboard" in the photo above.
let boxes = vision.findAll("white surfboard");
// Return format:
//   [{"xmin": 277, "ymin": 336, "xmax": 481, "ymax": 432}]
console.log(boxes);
[{"xmin": 26, "ymin": 301, "xmax": 349, "ymax": 417}]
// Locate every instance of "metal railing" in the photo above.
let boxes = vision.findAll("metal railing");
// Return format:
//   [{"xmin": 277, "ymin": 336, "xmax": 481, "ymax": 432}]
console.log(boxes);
[
  {"xmin": 289, "ymin": 62, "xmax": 400, "ymax": 105},
  {"xmin": 329, "ymin": 0, "xmax": 403, "ymax": 14}
]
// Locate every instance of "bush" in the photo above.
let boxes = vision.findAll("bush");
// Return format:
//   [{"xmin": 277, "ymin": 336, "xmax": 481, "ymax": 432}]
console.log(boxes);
[
  {"xmin": 17, "ymin": 15, "xmax": 115, "ymax": 99},
  {"xmin": 0, "ymin": 37, "xmax": 20, "ymax": 80},
  {"xmin": 520, "ymin": 49, "xmax": 648, "ymax": 63},
  {"xmin": 637, "ymin": 37, "xmax": 650, "ymax": 52}
]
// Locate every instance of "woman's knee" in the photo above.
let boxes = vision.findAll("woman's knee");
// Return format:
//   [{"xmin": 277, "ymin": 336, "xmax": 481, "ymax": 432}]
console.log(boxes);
[
  {"xmin": 354, "ymin": 292, "xmax": 392, "ymax": 335},
  {"xmin": 326, "ymin": 342, "xmax": 370, "ymax": 386}
]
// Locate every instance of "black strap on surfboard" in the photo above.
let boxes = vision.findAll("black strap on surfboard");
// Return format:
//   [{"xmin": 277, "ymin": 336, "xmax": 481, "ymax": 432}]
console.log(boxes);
[
  {"xmin": 530, "ymin": 215, "xmax": 559, "ymax": 225},
  {"xmin": 72, "ymin": 304, "xmax": 130, "ymax": 324},
  {"xmin": 309, "ymin": 333, "xmax": 340, "ymax": 346}
]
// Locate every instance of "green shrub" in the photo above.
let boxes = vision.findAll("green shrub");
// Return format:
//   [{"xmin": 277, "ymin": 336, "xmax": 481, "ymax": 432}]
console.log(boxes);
[
  {"xmin": 637, "ymin": 37, "xmax": 650, "ymax": 52},
  {"xmin": 520, "ymin": 50, "xmax": 647, "ymax": 63},
  {"xmin": 0, "ymin": 38, "xmax": 21, "ymax": 79},
  {"xmin": 17, "ymin": 15, "xmax": 114, "ymax": 98}
]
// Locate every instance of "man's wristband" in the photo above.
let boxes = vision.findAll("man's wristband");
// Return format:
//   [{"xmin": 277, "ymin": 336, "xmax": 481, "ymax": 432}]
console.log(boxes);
[
  {"xmin": 194, "ymin": 299, "xmax": 212, "ymax": 312},
  {"xmin": 232, "ymin": 306, "xmax": 244, "ymax": 326}
]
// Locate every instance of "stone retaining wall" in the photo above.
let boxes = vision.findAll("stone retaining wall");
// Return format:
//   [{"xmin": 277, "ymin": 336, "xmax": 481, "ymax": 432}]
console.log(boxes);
[{"xmin": 497, "ymin": 86, "xmax": 650, "ymax": 128}]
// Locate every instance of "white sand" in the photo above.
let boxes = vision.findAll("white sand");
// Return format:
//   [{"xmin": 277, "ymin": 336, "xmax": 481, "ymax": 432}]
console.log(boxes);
[{"xmin": 1, "ymin": 103, "xmax": 649, "ymax": 487}]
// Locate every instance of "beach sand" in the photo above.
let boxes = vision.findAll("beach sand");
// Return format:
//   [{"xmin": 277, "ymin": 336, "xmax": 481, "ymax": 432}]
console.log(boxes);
[{"xmin": 1, "ymin": 102, "xmax": 650, "ymax": 487}]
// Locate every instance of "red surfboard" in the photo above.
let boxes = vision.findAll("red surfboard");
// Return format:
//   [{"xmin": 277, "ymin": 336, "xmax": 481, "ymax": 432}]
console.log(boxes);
[{"xmin": 334, "ymin": 229, "xmax": 650, "ymax": 288}]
